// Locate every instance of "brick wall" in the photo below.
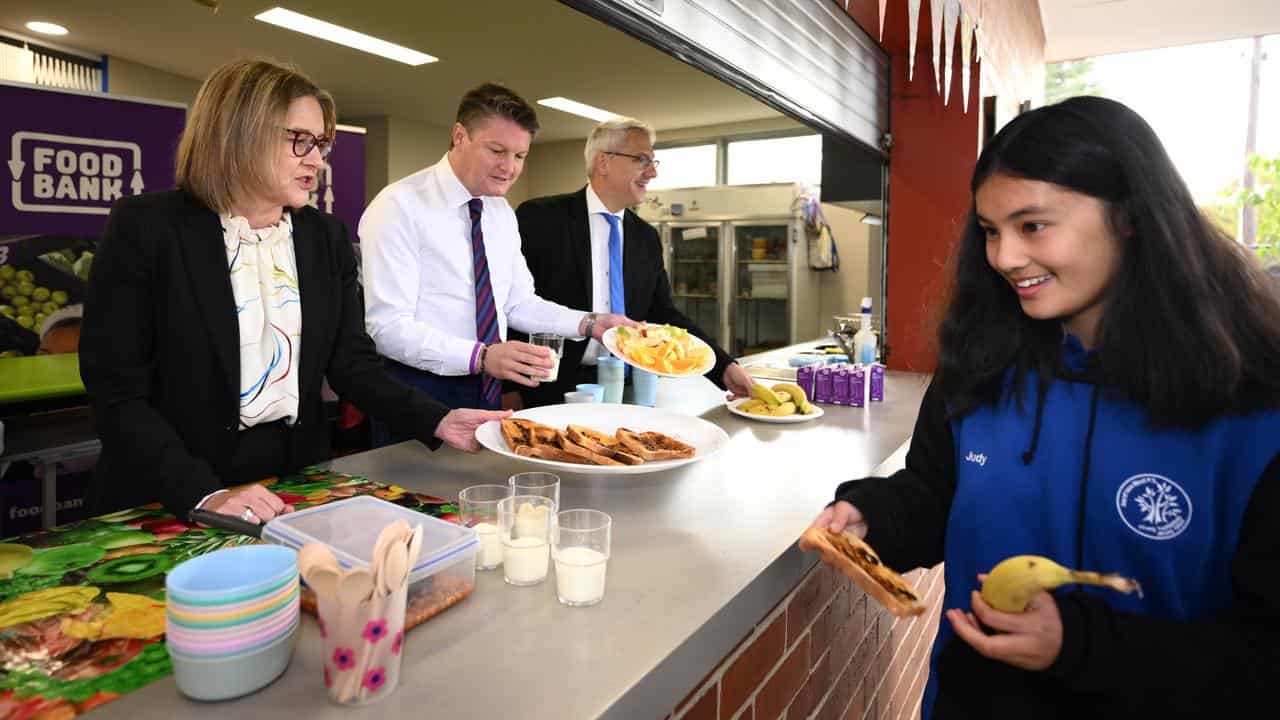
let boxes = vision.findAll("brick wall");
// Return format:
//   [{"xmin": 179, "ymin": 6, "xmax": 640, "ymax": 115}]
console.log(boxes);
[{"xmin": 665, "ymin": 561, "xmax": 946, "ymax": 720}]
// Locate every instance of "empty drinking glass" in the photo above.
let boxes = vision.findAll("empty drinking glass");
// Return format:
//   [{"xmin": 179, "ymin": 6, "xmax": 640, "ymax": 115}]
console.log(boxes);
[{"xmin": 509, "ymin": 472, "xmax": 559, "ymax": 509}]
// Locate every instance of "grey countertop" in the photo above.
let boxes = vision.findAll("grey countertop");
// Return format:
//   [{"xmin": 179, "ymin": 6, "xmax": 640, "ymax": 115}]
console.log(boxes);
[{"xmin": 95, "ymin": 348, "xmax": 929, "ymax": 719}]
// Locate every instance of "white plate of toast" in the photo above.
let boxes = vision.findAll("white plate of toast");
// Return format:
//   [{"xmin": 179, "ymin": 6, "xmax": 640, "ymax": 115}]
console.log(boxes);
[{"xmin": 475, "ymin": 403, "xmax": 730, "ymax": 475}]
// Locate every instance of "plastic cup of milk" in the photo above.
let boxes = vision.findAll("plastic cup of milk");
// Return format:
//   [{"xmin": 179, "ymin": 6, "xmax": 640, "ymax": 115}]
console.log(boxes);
[
  {"xmin": 509, "ymin": 472, "xmax": 559, "ymax": 509},
  {"xmin": 498, "ymin": 495, "xmax": 555, "ymax": 587},
  {"xmin": 529, "ymin": 333, "xmax": 564, "ymax": 382},
  {"xmin": 459, "ymin": 484, "xmax": 512, "ymax": 570},
  {"xmin": 553, "ymin": 509, "xmax": 611, "ymax": 607}
]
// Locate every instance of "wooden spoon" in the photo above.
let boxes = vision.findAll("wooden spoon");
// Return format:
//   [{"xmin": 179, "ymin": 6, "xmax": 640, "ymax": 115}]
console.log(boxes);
[
  {"xmin": 382, "ymin": 540, "xmax": 409, "ymax": 596},
  {"xmin": 407, "ymin": 524, "xmax": 423, "ymax": 570},
  {"xmin": 297, "ymin": 542, "xmax": 338, "ymax": 578},
  {"xmin": 371, "ymin": 521, "xmax": 410, "ymax": 596},
  {"xmin": 306, "ymin": 566, "xmax": 339, "ymax": 601}
]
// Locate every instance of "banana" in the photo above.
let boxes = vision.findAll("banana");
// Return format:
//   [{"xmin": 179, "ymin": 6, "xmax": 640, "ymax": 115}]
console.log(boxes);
[
  {"xmin": 750, "ymin": 383, "xmax": 781, "ymax": 408},
  {"xmin": 746, "ymin": 404, "xmax": 774, "ymax": 416},
  {"xmin": 738, "ymin": 399, "xmax": 767, "ymax": 413},
  {"xmin": 772, "ymin": 383, "xmax": 814, "ymax": 414},
  {"xmin": 769, "ymin": 401, "xmax": 797, "ymax": 417},
  {"xmin": 980, "ymin": 555, "xmax": 1143, "ymax": 613},
  {"xmin": 774, "ymin": 390, "xmax": 792, "ymax": 404}
]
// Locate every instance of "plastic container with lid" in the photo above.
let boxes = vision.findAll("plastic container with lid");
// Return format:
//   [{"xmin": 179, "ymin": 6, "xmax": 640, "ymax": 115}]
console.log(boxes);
[{"xmin": 263, "ymin": 495, "xmax": 478, "ymax": 629}]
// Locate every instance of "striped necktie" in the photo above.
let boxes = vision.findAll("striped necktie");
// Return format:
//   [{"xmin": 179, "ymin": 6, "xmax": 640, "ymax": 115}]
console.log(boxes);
[{"xmin": 469, "ymin": 198, "xmax": 501, "ymax": 407}]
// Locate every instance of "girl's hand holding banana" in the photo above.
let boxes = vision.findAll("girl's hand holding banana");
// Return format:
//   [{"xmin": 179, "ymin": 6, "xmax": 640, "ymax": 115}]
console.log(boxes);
[{"xmin": 946, "ymin": 577, "xmax": 1063, "ymax": 672}]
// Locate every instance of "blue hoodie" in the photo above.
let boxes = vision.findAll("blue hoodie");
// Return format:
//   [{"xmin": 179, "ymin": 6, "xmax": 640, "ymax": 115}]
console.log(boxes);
[{"xmin": 835, "ymin": 336, "xmax": 1280, "ymax": 717}]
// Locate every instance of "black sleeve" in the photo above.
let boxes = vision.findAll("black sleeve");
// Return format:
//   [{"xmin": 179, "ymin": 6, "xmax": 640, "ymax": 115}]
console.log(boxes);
[
  {"xmin": 831, "ymin": 377, "xmax": 956, "ymax": 572},
  {"xmin": 80, "ymin": 199, "xmax": 223, "ymax": 516},
  {"xmin": 321, "ymin": 220, "xmax": 448, "ymax": 448},
  {"xmin": 639, "ymin": 239, "xmax": 734, "ymax": 389},
  {"xmin": 1046, "ymin": 452, "xmax": 1280, "ymax": 710}
]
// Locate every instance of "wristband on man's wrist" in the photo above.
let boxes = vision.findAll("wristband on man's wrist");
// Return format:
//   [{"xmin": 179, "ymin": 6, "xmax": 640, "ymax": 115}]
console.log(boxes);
[
  {"xmin": 583, "ymin": 312, "xmax": 598, "ymax": 339},
  {"xmin": 478, "ymin": 344, "xmax": 489, "ymax": 375}
]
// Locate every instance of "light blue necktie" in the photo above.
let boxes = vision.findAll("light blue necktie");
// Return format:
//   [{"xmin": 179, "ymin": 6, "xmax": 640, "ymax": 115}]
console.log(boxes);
[{"xmin": 601, "ymin": 213, "xmax": 626, "ymax": 315}]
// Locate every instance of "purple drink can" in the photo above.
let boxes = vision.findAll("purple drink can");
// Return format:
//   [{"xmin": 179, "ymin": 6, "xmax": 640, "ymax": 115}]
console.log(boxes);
[
  {"xmin": 850, "ymin": 365, "xmax": 866, "ymax": 407},
  {"xmin": 869, "ymin": 363, "xmax": 885, "ymax": 402}
]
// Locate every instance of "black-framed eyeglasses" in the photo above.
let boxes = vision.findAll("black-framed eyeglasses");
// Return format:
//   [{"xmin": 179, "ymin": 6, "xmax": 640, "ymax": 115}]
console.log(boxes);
[
  {"xmin": 603, "ymin": 150, "xmax": 659, "ymax": 169},
  {"xmin": 279, "ymin": 127, "xmax": 334, "ymax": 158}
]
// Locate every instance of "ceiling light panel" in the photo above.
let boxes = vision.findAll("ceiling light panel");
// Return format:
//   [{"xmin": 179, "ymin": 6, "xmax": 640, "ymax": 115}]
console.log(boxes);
[
  {"xmin": 536, "ymin": 97, "xmax": 619, "ymax": 122},
  {"xmin": 254, "ymin": 7, "xmax": 437, "ymax": 66},
  {"xmin": 26, "ymin": 21, "xmax": 69, "ymax": 36}
]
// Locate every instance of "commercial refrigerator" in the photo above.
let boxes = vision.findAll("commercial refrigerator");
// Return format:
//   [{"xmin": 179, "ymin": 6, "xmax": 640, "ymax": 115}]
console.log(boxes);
[{"xmin": 636, "ymin": 184, "xmax": 821, "ymax": 357}]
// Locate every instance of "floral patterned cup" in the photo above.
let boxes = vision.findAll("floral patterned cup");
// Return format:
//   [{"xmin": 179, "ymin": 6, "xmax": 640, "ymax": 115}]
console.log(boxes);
[{"xmin": 317, "ymin": 578, "xmax": 408, "ymax": 705}]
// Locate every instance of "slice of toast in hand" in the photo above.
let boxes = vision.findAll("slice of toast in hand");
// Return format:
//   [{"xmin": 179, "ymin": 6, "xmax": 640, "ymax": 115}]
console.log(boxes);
[{"xmin": 800, "ymin": 527, "xmax": 925, "ymax": 618}]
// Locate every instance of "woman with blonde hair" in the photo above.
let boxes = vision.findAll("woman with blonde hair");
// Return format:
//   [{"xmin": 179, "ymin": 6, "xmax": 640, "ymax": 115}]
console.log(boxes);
[{"xmin": 81, "ymin": 58, "xmax": 508, "ymax": 523}]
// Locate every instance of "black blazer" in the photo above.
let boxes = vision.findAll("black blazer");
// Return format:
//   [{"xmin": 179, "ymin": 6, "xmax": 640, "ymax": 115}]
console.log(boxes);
[
  {"xmin": 80, "ymin": 190, "xmax": 447, "ymax": 517},
  {"xmin": 515, "ymin": 187, "xmax": 732, "ymax": 407}
]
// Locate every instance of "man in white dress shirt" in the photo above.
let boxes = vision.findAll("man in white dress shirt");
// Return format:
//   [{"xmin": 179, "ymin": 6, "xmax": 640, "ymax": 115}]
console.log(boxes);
[{"xmin": 359, "ymin": 83, "xmax": 634, "ymax": 436}]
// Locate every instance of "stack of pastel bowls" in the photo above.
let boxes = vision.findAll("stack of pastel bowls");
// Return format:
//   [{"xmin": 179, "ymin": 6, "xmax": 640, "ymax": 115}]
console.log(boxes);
[{"xmin": 165, "ymin": 545, "xmax": 301, "ymax": 701}]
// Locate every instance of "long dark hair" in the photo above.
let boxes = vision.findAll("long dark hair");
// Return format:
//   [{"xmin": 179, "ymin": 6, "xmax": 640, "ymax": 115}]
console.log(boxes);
[{"xmin": 937, "ymin": 96, "xmax": 1280, "ymax": 427}]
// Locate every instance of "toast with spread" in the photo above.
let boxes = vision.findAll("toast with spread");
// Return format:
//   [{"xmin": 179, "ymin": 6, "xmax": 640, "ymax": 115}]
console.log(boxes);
[{"xmin": 499, "ymin": 419, "xmax": 692, "ymax": 466}]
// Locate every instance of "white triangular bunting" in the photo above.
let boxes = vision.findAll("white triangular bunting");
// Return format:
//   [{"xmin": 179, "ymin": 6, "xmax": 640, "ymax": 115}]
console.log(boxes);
[
  {"xmin": 976, "ymin": 0, "xmax": 984, "ymax": 64},
  {"xmin": 879, "ymin": 0, "xmax": 887, "ymax": 40},
  {"xmin": 930, "ymin": 0, "xmax": 944, "ymax": 93},
  {"xmin": 943, "ymin": 0, "xmax": 959, "ymax": 105},
  {"xmin": 908, "ymin": 0, "xmax": 922, "ymax": 81},
  {"xmin": 961, "ymin": 10, "xmax": 974, "ymax": 112}
]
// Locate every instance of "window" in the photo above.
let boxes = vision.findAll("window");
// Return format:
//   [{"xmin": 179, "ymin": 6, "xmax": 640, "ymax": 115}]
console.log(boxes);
[
  {"xmin": 726, "ymin": 134, "xmax": 822, "ymax": 186},
  {"xmin": 648, "ymin": 144, "xmax": 717, "ymax": 190}
]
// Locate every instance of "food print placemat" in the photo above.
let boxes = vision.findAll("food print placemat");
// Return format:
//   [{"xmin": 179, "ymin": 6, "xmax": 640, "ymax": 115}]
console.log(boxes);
[{"xmin": 0, "ymin": 468, "xmax": 458, "ymax": 720}]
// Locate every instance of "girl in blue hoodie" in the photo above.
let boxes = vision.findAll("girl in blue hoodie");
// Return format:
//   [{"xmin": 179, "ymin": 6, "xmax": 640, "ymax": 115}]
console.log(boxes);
[{"xmin": 809, "ymin": 97, "xmax": 1280, "ymax": 717}]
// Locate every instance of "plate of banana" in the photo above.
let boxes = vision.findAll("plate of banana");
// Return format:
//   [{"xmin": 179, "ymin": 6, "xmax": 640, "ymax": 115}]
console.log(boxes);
[{"xmin": 728, "ymin": 382, "xmax": 824, "ymax": 423}]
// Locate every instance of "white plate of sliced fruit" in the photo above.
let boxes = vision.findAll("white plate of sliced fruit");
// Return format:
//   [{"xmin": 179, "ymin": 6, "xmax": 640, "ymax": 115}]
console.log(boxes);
[
  {"xmin": 727, "ymin": 382, "xmax": 824, "ymax": 424},
  {"xmin": 602, "ymin": 324, "xmax": 717, "ymax": 378}
]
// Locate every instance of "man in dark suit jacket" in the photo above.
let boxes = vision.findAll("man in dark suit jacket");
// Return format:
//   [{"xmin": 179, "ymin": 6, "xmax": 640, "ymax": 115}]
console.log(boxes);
[{"xmin": 515, "ymin": 117, "xmax": 753, "ymax": 408}]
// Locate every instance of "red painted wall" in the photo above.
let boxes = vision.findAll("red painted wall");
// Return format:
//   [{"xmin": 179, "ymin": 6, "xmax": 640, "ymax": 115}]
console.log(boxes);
[{"xmin": 847, "ymin": 0, "xmax": 981, "ymax": 372}]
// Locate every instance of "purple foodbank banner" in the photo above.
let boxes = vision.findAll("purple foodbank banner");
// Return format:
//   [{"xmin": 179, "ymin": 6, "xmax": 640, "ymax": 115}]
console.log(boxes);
[
  {"xmin": 0, "ymin": 82, "xmax": 366, "ymax": 238},
  {"xmin": 0, "ymin": 82, "xmax": 185, "ymax": 236}
]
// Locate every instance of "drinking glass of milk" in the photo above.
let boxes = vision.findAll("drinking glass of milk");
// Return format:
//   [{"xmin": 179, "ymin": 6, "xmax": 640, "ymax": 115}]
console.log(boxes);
[
  {"xmin": 528, "ymin": 333, "xmax": 564, "ymax": 382},
  {"xmin": 459, "ymin": 484, "xmax": 511, "ymax": 570},
  {"xmin": 509, "ymin": 472, "xmax": 560, "ymax": 509},
  {"xmin": 498, "ymin": 495, "xmax": 555, "ymax": 587},
  {"xmin": 553, "ymin": 509, "xmax": 611, "ymax": 607}
]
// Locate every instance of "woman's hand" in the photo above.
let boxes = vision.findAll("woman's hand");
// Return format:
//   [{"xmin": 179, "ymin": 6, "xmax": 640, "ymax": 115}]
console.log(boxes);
[
  {"xmin": 800, "ymin": 501, "xmax": 868, "ymax": 551},
  {"xmin": 435, "ymin": 408, "xmax": 512, "ymax": 451},
  {"xmin": 202, "ymin": 484, "xmax": 292, "ymax": 524},
  {"xmin": 947, "ymin": 579, "xmax": 1063, "ymax": 671}
]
